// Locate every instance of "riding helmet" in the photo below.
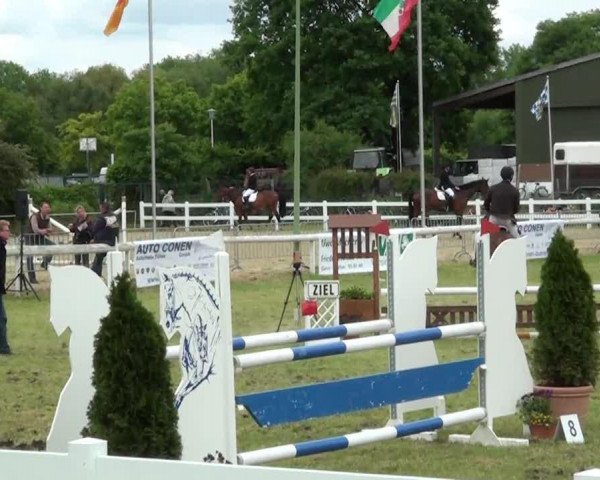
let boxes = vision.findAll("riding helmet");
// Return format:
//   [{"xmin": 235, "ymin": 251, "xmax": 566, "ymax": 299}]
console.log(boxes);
[{"xmin": 500, "ymin": 166, "xmax": 514, "ymax": 181}]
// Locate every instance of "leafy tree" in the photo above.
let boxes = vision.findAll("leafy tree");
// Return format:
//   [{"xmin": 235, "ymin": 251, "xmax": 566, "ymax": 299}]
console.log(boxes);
[
  {"xmin": 281, "ymin": 120, "xmax": 362, "ymax": 177},
  {"xmin": 105, "ymin": 74, "xmax": 203, "ymax": 185},
  {"xmin": 224, "ymin": 0, "xmax": 499, "ymax": 149},
  {"xmin": 68, "ymin": 65, "xmax": 129, "ymax": 115},
  {"xmin": 85, "ymin": 273, "xmax": 182, "ymax": 458},
  {"xmin": 467, "ymin": 110, "xmax": 514, "ymax": 147},
  {"xmin": 528, "ymin": 10, "xmax": 600, "ymax": 69},
  {"xmin": 532, "ymin": 231, "xmax": 600, "ymax": 387},
  {"xmin": 156, "ymin": 52, "xmax": 233, "ymax": 98},
  {"xmin": 0, "ymin": 141, "xmax": 35, "ymax": 215},
  {"xmin": 0, "ymin": 87, "xmax": 58, "ymax": 173},
  {"xmin": 57, "ymin": 112, "xmax": 113, "ymax": 174},
  {"xmin": 0, "ymin": 61, "xmax": 31, "ymax": 93}
]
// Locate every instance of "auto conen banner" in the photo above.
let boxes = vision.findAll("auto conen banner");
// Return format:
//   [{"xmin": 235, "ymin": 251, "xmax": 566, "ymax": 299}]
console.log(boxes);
[
  {"xmin": 517, "ymin": 219, "xmax": 564, "ymax": 259},
  {"xmin": 134, "ymin": 230, "xmax": 225, "ymax": 287}
]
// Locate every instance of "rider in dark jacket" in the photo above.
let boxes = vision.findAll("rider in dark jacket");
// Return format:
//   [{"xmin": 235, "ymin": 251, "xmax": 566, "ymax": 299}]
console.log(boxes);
[
  {"xmin": 484, "ymin": 166, "xmax": 520, "ymax": 238},
  {"xmin": 438, "ymin": 165, "xmax": 459, "ymax": 210},
  {"xmin": 242, "ymin": 167, "xmax": 258, "ymax": 205}
]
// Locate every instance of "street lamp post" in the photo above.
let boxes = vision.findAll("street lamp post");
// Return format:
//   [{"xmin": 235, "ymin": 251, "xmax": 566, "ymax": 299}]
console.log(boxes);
[{"xmin": 208, "ymin": 108, "xmax": 216, "ymax": 148}]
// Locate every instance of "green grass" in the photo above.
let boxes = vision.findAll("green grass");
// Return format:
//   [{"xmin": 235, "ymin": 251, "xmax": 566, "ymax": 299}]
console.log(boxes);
[{"xmin": 2, "ymin": 257, "xmax": 600, "ymax": 478}]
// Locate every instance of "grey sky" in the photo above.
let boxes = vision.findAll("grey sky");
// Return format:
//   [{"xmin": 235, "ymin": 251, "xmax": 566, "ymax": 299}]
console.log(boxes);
[{"xmin": 0, "ymin": 0, "xmax": 598, "ymax": 75}]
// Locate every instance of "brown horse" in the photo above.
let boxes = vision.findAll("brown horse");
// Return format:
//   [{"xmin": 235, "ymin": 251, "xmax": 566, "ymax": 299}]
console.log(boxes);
[
  {"xmin": 408, "ymin": 179, "xmax": 489, "ymax": 226},
  {"xmin": 219, "ymin": 186, "xmax": 285, "ymax": 223}
]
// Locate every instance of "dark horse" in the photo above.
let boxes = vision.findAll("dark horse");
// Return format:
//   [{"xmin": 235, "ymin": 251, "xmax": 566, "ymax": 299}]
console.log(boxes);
[
  {"xmin": 408, "ymin": 179, "xmax": 489, "ymax": 228},
  {"xmin": 219, "ymin": 186, "xmax": 286, "ymax": 223}
]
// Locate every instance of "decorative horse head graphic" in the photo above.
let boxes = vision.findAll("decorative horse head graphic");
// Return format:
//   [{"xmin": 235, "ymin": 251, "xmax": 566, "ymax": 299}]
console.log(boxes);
[{"xmin": 160, "ymin": 267, "xmax": 221, "ymax": 409}]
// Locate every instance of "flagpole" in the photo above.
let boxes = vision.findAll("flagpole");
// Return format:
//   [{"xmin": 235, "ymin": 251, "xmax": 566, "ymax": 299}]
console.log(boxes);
[
  {"xmin": 292, "ymin": 0, "xmax": 301, "ymax": 258},
  {"xmin": 148, "ymin": 0, "xmax": 157, "ymax": 238},
  {"xmin": 546, "ymin": 75, "xmax": 555, "ymax": 199},
  {"xmin": 417, "ymin": 1, "xmax": 426, "ymax": 227},
  {"xmin": 395, "ymin": 80, "xmax": 402, "ymax": 172}
]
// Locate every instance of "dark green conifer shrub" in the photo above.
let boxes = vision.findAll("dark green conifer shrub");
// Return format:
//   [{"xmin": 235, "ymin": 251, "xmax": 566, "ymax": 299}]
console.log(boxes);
[
  {"xmin": 84, "ymin": 273, "xmax": 182, "ymax": 458},
  {"xmin": 532, "ymin": 230, "xmax": 599, "ymax": 387}
]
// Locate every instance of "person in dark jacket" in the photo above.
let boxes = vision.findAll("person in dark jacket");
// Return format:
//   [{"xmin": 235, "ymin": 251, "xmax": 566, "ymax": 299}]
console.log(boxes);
[
  {"xmin": 484, "ymin": 166, "xmax": 520, "ymax": 238},
  {"xmin": 26, "ymin": 201, "xmax": 54, "ymax": 283},
  {"xmin": 90, "ymin": 202, "xmax": 118, "ymax": 277},
  {"xmin": 438, "ymin": 165, "xmax": 460, "ymax": 210},
  {"xmin": 242, "ymin": 167, "xmax": 258, "ymax": 205},
  {"xmin": 0, "ymin": 220, "xmax": 11, "ymax": 354},
  {"xmin": 68, "ymin": 205, "xmax": 93, "ymax": 267}
]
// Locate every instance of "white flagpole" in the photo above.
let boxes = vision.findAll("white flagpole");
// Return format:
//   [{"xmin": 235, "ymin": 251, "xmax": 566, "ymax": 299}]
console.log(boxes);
[
  {"xmin": 395, "ymin": 80, "xmax": 402, "ymax": 172},
  {"xmin": 545, "ymin": 75, "xmax": 555, "ymax": 199},
  {"xmin": 417, "ymin": 1, "xmax": 426, "ymax": 227},
  {"xmin": 148, "ymin": 0, "xmax": 157, "ymax": 238}
]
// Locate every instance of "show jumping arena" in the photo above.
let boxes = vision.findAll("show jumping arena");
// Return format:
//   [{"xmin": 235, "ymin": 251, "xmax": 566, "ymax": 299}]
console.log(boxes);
[{"xmin": 2, "ymin": 210, "xmax": 600, "ymax": 479}]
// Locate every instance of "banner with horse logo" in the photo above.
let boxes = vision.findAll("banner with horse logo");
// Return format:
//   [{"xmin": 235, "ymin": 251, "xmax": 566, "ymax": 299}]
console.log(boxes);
[{"xmin": 134, "ymin": 231, "xmax": 225, "ymax": 287}]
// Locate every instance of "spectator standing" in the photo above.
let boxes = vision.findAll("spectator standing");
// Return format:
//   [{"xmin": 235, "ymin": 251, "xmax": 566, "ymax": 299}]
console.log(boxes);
[
  {"xmin": 26, "ymin": 201, "xmax": 54, "ymax": 284},
  {"xmin": 90, "ymin": 202, "xmax": 119, "ymax": 277},
  {"xmin": 0, "ymin": 220, "xmax": 11, "ymax": 354},
  {"xmin": 69, "ymin": 206, "xmax": 93, "ymax": 267},
  {"xmin": 161, "ymin": 189, "xmax": 176, "ymax": 227}
]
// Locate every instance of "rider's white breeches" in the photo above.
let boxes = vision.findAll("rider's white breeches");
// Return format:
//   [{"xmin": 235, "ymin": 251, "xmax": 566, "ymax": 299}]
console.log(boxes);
[{"xmin": 444, "ymin": 188, "xmax": 455, "ymax": 197}]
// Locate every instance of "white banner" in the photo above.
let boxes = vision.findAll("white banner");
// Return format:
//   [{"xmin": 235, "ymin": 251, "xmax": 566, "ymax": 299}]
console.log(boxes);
[
  {"xmin": 318, "ymin": 230, "xmax": 414, "ymax": 275},
  {"xmin": 134, "ymin": 231, "xmax": 225, "ymax": 288},
  {"xmin": 517, "ymin": 220, "xmax": 564, "ymax": 259}
]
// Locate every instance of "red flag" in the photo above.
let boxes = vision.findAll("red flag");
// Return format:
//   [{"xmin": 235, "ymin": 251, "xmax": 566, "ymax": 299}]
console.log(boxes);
[
  {"xmin": 104, "ymin": 0, "xmax": 129, "ymax": 36},
  {"xmin": 370, "ymin": 220, "xmax": 391, "ymax": 236},
  {"xmin": 301, "ymin": 300, "xmax": 318, "ymax": 316},
  {"xmin": 389, "ymin": 0, "xmax": 420, "ymax": 52},
  {"xmin": 481, "ymin": 218, "xmax": 501, "ymax": 235}
]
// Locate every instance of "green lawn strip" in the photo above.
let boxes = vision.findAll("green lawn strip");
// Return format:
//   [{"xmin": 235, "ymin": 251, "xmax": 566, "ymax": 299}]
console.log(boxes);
[{"xmin": 1, "ymin": 257, "xmax": 600, "ymax": 479}]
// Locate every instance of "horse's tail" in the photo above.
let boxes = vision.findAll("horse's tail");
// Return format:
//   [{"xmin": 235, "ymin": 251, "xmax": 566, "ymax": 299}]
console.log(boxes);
[
  {"xmin": 407, "ymin": 191, "xmax": 415, "ymax": 220},
  {"xmin": 277, "ymin": 189, "xmax": 287, "ymax": 218}
]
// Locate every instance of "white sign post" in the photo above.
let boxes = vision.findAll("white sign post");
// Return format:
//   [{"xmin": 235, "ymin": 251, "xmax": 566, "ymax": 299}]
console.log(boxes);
[
  {"xmin": 556, "ymin": 414, "xmax": 584, "ymax": 444},
  {"xmin": 79, "ymin": 137, "xmax": 97, "ymax": 180},
  {"xmin": 303, "ymin": 280, "xmax": 340, "ymax": 344}
]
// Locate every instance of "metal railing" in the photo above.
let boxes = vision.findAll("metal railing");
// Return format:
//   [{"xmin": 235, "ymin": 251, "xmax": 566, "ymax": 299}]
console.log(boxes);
[{"xmin": 139, "ymin": 198, "xmax": 600, "ymax": 231}]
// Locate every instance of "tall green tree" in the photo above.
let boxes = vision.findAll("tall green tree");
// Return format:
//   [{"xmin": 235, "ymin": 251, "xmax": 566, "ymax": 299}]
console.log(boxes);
[
  {"xmin": 0, "ymin": 141, "xmax": 35, "ymax": 215},
  {"xmin": 0, "ymin": 87, "xmax": 58, "ymax": 173},
  {"xmin": 57, "ymin": 112, "xmax": 113, "ymax": 175},
  {"xmin": 105, "ymin": 74, "xmax": 203, "ymax": 186},
  {"xmin": 528, "ymin": 10, "xmax": 600, "ymax": 69},
  {"xmin": 224, "ymin": 0, "xmax": 499, "ymax": 150}
]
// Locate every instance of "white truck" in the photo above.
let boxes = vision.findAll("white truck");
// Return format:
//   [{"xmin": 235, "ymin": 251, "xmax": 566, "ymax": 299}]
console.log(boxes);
[{"xmin": 553, "ymin": 142, "xmax": 600, "ymax": 198}]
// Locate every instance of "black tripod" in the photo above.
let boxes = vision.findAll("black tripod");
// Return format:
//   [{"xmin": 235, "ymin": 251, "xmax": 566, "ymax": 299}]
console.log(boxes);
[
  {"xmin": 276, "ymin": 260, "xmax": 305, "ymax": 332},
  {"xmin": 6, "ymin": 220, "xmax": 40, "ymax": 301}
]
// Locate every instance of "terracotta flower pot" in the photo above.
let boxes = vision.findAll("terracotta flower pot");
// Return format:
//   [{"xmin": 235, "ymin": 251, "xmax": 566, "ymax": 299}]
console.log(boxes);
[
  {"xmin": 534, "ymin": 385, "xmax": 594, "ymax": 428},
  {"xmin": 529, "ymin": 423, "xmax": 557, "ymax": 440}
]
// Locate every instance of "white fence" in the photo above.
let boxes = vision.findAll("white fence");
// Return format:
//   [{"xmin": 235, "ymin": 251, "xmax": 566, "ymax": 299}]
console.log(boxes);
[
  {"xmin": 139, "ymin": 198, "xmax": 600, "ymax": 231},
  {"xmin": 0, "ymin": 438, "xmax": 439, "ymax": 480}
]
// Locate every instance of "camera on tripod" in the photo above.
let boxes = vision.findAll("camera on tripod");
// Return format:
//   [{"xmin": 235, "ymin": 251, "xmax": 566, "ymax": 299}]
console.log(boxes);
[{"xmin": 6, "ymin": 189, "xmax": 40, "ymax": 300}]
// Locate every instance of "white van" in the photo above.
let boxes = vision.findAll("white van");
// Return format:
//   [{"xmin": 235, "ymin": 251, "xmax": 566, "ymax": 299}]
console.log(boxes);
[{"xmin": 553, "ymin": 142, "xmax": 600, "ymax": 196}]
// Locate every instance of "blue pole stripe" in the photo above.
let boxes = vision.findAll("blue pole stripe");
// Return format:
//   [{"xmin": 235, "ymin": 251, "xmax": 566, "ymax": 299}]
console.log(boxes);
[
  {"xmin": 296, "ymin": 325, "xmax": 348, "ymax": 342},
  {"xmin": 294, "ymin": 435, "xmax": 350, "ymax": 457},
  {"xmin": 292, "ymin": 341, "xmax": 348, "ymax": 360},
  {"xmin": 232, "ymin": 337, "xmax": 245, "ymax": 351},
  {"xmin": 395, "ymin": 327, "xmax": 442, "ymax": 345},
  {"xmin": 287, "ymin": 326, "xmax": 443, "ymax": 362},
  {"xmin": 395, "ymin": 417, "xmax": 443, "ymax": 437}
]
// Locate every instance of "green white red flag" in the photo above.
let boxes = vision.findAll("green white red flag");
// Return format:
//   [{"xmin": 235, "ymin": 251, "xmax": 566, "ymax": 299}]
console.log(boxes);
[{"xmin": 373, "ymin": 0, "xmax": 420, "ymax": 52}]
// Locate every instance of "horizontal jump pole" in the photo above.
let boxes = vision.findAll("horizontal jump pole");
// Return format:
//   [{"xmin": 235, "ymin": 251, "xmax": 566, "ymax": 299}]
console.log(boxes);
[
  {"xmin": 237, "ymin": 407, "xmax": 486, "ymax": 465},
  {"xmin": 381, "ymin": 285, "xmax": 600, "ymax": 296},
  {"xmin": 237, "ymin": 358, "xmax": 484, "ymax": 427},
  {"xmin": 234, "ymin": 323, "xmax": 484, "ymax": 370},
  {"xmin": 165, "ymin": 319, "xmax": 393, "ymax": 359},
  {"xmin": 232, "ymin": 319, "xmax": 392, "ymax": 351}
]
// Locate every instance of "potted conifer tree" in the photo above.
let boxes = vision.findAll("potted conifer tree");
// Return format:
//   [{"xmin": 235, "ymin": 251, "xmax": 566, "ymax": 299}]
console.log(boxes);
[
  {"xmin": 84, "ymin": 273, "xmax": 182, "ymax": 458},
  {"xmin": 532, "ymin": 230, "xmax": 599, "ymax": 428}
]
